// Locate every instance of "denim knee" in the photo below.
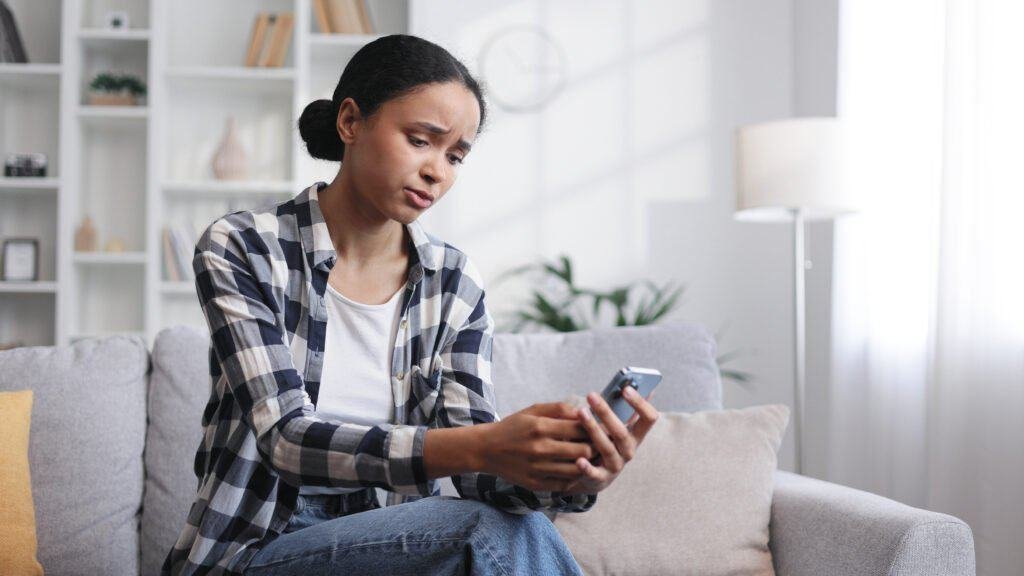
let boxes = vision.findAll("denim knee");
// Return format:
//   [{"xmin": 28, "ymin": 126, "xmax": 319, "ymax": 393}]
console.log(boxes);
[{"xmin": 468, "ymin": 504, "xmax": 583, "ymax": 575}]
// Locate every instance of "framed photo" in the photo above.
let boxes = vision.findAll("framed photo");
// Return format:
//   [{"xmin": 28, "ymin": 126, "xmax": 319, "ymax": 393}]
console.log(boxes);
[{"xmin": 2, "ymin": 238, "xmax": 39, "ymax": 281}]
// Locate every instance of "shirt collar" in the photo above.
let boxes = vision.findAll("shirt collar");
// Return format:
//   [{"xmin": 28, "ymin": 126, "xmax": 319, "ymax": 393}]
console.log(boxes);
[{"xmin": 297, "ymin": 181, "xmax": 441, "ymax": 275}]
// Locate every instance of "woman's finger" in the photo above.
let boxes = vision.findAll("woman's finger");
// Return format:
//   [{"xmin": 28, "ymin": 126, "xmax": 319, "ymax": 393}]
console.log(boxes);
[
  {"xmin": 533, "ymin": 460, "xmax": 588, "ymax": 479},
  {"xmin": 625, "ymin": 390, "xmax": 656, "ymax": 428},
  {"xmin": 537, "ymin": 437, "xmax": 596, "ymax": 462},
  {"xmin": 577, "ymin": 405, "xmax": 625, "ymax": 472},
  {"xmin": 620, "ymin": 386, "xmax": 660, "ymax": 444},
  {"xmin": 576, "ymin": 456, "xmax": 610, "ymax": 483},
  {"xmin": 626, "ymin": 411, "xmax": 641, "ymax": 428},
  {"xmin": 539, "ymin": 416, "xmax": 591, "ymax": 441},
  {"xmin": 587, "ymin": 393, "xmax": 637, "ymax": 464}
]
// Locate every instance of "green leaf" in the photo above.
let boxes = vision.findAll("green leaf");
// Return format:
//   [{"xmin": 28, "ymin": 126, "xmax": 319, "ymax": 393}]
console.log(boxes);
[
  {"xmin": 647, "ymin": 284, "xmax": 684, "ymax": 322},
  {"xmin": 562, "ymin": 254, "xmax": 574, "ymax": 285},
  {"xmin": 715, "ymin": 348, "xmax": 746, "ymax": 365},
  {"xmin": 632, "ymin": 291, "xmax": 653, "ymax": 324},
  {"xmin": 719, "ymin": 369, "xmax": 755, "ymax": 391}
]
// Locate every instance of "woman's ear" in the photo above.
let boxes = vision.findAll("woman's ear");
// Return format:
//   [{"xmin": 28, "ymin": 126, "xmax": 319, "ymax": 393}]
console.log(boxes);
[{"xmin": 336, "ymin": 97, "xmax": 363, "ymax": 145}]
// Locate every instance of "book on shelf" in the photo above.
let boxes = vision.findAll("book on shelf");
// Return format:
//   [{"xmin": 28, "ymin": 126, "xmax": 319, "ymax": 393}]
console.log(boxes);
[
  {"xmin": 314, "ymin": 0, "xmax": 375, "ymax": 34},
  {"xmin": 0, "ymin": 0, "xmax": 29, "ymax": 63},
  {"xmin": 244, "ymin": 11, "xmax": 294, "ymax": 68},
  {"xmin": 261, "ymin": 12, "xmax": 293, "ymax": 67},
  {"xmin": 244, "ymin": 12, "xmax": 271, "ymax": 67},
  {"xmin": 162, "ymin": 224, "xmax": 197, "ymax": 282}
]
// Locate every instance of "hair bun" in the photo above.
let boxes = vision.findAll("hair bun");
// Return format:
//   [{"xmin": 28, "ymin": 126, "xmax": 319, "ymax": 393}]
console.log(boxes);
[{"xmin": 298, "ymin": 99, "xmax": 344, "ymax": 161}]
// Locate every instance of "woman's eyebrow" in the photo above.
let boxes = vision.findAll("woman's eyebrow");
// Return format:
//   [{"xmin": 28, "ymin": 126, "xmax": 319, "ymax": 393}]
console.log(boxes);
[{"xmin": 411, "ymin": 121, "xmax": 473, "ymax": 153}]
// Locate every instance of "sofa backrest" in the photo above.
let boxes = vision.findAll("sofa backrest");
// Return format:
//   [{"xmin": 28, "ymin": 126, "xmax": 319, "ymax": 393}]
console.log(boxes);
[
  {"xmin": 0, "ymin": 335, "xmax": 150, "ymax": 575},
  {"xmin": 492, "ymin": 321, "xmax": 722, "ymax": 416},
  {"xmin": 140, "ymin": 320, "xmax": 722, "ymax": 576},
  {"xmin": 0, "ymin": 320, "xmax": 722, "ymax": 576}
]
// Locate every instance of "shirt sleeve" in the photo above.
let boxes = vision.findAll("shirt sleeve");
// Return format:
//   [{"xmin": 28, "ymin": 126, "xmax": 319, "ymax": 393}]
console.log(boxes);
[
  {"xmin": 192, "ymin": 215, "xmax": 432, "ymax": 497},
  {"xmin": 431, "ymin": 256, "xmax": 598, "ymax": 514}
]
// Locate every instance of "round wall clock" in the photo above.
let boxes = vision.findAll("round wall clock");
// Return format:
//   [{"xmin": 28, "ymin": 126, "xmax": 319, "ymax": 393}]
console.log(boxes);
[{"xmin": 477, "ymin": 24, "xmax": 568, "ymax": 113}]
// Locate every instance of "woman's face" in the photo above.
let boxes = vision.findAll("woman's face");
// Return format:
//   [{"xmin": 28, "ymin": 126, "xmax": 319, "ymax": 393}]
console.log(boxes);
[{"xmin": 337, "ymin": 81, "xmax": 480, "ymax": 223}]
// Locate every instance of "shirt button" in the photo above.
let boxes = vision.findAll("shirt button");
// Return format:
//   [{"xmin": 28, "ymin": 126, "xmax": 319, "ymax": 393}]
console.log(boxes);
[
  {"xmin": 400, "ymin": 319, "xmax": 408, "ymax": 329},
  {"xmin": 396, "ymin": 371, "xmax": 404, "ymax": 380}
]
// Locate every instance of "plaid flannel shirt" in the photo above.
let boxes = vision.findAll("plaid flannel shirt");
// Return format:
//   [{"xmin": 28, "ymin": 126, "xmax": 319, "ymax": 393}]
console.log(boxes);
[{"xmin": 162, "ymin": 181, "xmax": 597, "ymax": 576}]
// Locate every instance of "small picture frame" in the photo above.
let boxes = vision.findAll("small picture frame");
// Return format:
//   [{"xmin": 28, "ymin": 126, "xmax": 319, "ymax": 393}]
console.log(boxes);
[
  {"xmin": 2, "ymin": 238, "xmax": 39, "ymax": 281},
  {"xmin": 105, "ymin": 10, "xmax": 130, "ymax": 30}
]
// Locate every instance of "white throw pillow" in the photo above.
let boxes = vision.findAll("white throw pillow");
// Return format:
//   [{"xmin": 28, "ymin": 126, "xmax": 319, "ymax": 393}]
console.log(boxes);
[{"xmin": 553, "ymin": 404, "xmax": 789, "ymax": 576}]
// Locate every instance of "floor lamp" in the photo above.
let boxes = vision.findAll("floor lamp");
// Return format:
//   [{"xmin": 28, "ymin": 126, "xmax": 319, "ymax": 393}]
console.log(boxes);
[{"xmin": 733, "ymin": 117, "xmax": 858, "ymax": 475}]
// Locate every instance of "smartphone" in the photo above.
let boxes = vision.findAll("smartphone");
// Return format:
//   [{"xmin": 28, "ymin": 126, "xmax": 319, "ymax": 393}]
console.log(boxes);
[{"xmin": 599, "ymin": 366, "xmax": 662, "ymax": 423}]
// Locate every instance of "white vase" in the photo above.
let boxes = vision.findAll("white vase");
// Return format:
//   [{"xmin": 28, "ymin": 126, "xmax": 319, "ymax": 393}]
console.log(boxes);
[{"xmin": 211, "ymin": 116, "xmax": 248, "ymax": 180}]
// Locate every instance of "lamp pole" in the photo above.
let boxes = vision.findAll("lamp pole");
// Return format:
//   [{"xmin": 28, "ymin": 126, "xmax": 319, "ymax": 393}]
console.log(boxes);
[{"xmin": 792, "ymin": 207, "xmax": 806, "ymax": 475}]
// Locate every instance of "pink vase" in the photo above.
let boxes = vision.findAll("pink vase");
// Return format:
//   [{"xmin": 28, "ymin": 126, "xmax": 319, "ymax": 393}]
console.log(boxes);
[{"xmin": 211, "ymin": 116, "xmax": 248, "ymax": 180}]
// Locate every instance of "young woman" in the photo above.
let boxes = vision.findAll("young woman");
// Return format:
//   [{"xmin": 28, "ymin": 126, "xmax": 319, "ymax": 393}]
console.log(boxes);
[{"xmin": 162, "ymin": 34, "xmax": 660, "ymax": 576}]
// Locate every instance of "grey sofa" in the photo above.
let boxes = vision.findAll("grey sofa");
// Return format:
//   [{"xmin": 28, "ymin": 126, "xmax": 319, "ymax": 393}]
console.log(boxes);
[{"xmin": 0, "ymin": 321, "xmax": 975, "ymax": 575}]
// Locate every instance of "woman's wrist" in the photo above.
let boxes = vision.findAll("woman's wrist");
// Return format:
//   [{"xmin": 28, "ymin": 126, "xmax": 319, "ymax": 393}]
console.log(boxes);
[{"xmin": 423, "ymin": 422, "xmax": 493, "ymax": 479}]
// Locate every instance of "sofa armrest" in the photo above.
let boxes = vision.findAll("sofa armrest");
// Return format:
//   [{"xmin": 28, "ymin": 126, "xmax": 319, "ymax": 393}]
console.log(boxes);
[{"xmin": 769, "ymin": 470, "xmax": 975, "ymax": 576}]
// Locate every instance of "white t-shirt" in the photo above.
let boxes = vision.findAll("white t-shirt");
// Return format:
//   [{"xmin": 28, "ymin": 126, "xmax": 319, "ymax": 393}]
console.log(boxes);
[{"xmin": 298, "ymin": 280, "xmax": 405, "ymax": 497}]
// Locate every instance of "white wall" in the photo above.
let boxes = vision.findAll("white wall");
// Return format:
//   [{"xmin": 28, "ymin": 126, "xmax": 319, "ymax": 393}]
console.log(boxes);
[{"xmin": 411, "ymin": 0, "xmax": 838, "ymax": 473}]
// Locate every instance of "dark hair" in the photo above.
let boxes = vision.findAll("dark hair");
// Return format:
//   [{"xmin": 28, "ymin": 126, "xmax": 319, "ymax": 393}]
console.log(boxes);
[{"xmin": 297, "ymin": 34, "xmax": 487, "ymax": 162}]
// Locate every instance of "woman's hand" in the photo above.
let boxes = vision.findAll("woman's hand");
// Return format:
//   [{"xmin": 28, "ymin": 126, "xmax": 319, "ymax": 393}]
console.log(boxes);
[
  {"xmin": 559, "ymin": 386, "xmax": 660, "ymax": 496},
  {"xmin": 480, "ymin": 402, "xmax": 596, "ymax": 493}
]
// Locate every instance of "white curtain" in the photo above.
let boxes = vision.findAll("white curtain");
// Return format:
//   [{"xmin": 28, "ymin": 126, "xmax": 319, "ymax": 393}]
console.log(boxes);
[{"xmin": 827, "ymin": 1, "xmax": 1024, "ymax": 575}]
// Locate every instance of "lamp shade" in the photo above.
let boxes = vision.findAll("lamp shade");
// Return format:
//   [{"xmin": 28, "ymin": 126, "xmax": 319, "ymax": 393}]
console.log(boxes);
[{"xmin": 734, "ymin": 117, "xmax": 858, "ymax": 222}]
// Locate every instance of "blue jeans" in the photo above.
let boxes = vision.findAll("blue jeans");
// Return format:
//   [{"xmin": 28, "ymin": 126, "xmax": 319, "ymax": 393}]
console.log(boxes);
[{"xmin": 242, "ymin": 490, "xmax": 585, "ymax": 575}]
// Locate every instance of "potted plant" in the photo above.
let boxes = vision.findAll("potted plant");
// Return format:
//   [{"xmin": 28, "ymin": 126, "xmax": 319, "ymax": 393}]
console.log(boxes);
[
  {"xmin": 494, "ymin": 253, "xmax": 754, "ymax": 389},
  {"xmin": 87, "ymin": 72, "xmax": 147, "ymax": 106}
]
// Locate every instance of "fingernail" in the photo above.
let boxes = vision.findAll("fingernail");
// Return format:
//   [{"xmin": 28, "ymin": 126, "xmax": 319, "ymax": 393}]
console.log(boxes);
[
  {"xmin": 579, "ymin": 407, "xmax": 590, "ymax": 420},
  {"xmin": 623, "ymin": 386, "xmax": 637, "ymax": 398}
]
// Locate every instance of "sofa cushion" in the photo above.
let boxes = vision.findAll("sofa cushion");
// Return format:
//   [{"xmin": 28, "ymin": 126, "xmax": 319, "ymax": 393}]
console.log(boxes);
[
  {"xmin": 552, "ymin": 404, "xmax": 789, "ymax": 576},
  {"xmin": 0, "ymin": 335, "xmax": 149, "ymax": 575},
  {"xmin": 491, "ymin": 321, "xmax": 722, "ymax": 417},
  {"xmin": 140, "ymin": 326, "xmax": 211, "ymax": 576},
  {"xmin": 0, "ymin": 389, "xmax": 44, "ymax": 576}
]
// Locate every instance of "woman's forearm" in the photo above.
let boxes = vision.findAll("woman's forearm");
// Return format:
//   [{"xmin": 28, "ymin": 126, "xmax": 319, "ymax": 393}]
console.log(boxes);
[{"xmin": 423, "ymin": 423, "xmax": 492, "ymax": 479}]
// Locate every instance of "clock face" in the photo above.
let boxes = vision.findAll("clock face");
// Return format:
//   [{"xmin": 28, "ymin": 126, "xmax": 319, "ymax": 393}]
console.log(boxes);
[{"xmin": 477, "ymin": 25, "xmax": 568, "ymax": 112}]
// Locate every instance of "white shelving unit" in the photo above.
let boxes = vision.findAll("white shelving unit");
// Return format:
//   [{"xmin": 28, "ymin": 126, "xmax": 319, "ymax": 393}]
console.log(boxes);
[
  {"xmin": 0, "ymin": 0, "xmax": 411, "ymax": 348},
  {"xmin": 0, "ymin": 0, "xmax": 63, "ymax": 348}
]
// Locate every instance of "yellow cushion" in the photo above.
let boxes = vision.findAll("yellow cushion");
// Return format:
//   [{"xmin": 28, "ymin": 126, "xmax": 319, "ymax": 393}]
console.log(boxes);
[{"xmin": 0, "ymin": 389, "xmax": 44, "ymax": 575}]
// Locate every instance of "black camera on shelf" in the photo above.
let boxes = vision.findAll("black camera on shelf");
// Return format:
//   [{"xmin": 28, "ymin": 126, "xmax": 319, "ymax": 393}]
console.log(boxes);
[{"xmin": 4, "ymin": 153, "xmax": 48, "ymax": 177}]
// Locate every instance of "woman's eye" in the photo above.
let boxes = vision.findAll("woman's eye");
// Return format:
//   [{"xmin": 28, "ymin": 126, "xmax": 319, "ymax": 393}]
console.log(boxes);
[{"xmin": 411, "ymin": 137, "xmax": 463, "ymax": 165}]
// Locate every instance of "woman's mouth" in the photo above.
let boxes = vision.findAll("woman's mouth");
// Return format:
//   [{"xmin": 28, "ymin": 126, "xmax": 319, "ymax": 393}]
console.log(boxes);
[{"xmin": 405, "ymin": 188, "xmax": 433, "ymax": 209}]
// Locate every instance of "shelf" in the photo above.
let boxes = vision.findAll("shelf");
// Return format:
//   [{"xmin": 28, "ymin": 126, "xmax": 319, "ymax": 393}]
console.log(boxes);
[
  {"xmin": 0, "ymin": 281, "xmax": 58, "ymax": 294},
  {"xmin": 163, "ymin": 179, "xmax": 295, "ymax": 197},
  {"xmin": 78, "ymin": 105, "xmax": 149, "ymax": 126},
  {"xmin": 0, "ymin": 63, "xmax": 62, "ymax": 90},
  {"xmin": 78, "ymin": 28, "xmax": 151, "ymax": 45},
  {"xmin": 166, "ymin": 66, "xmax": 295, "ymax": 93},
  {"xmin": 73, "ymin": 251, "xmax": 147, "ymax": 265},
  {"xmin": 0, "ymin": 177, "xmax": 61, "ymax": 194}
]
